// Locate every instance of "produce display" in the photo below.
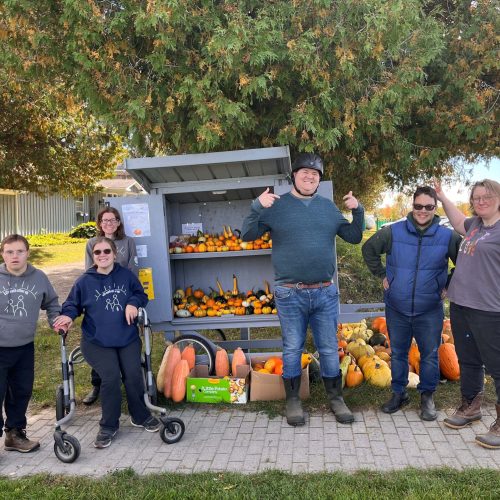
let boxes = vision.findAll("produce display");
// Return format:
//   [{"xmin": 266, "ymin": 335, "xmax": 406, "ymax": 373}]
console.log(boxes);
[
  {"xmin": 173, "ymin": 277, "xmax": 277, "ymax": 318},
  {"xmin": 169, "ymin": 226, "xmax": 272, "ymax": 254}
]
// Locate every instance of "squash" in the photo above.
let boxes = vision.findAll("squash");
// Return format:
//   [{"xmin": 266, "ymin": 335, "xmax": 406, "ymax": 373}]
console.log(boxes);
[
  {"xmin": 346, "ymin": 365, "xmax": 364, "ymax": 388},
  {"xmin": 193, "ymin": 289, "xmax": 205, "ymax": 299},
  {"xmin": 181, "ymin": 343, "xmax": 196, "ymax": 370},
  {"xmin": 367, "ymin": 362, "xmax": 392, "ymax": 387},
  {"xmin": 163, "ymin": 344, "xmax": 182, "ymax": 398},
  {"xmin": 175, "ymin": 309, "xmax": 192, "ymax": 318},
  {"xmin": 368, "ymin": 331, "xmax": 388, "ymax": 347},
  {"xmin": 231, "ymin": 347, "xmax": 248, "ymax": 376},
  {"xmin": 215, "ymin": 348, "xmax": 230, "ymax": 377},
  {"xmin": 232, "ymin": 274, "xmax": 239, "ymax": 296},
  {"xmin": 171, "ymin": 359, "xmax": 190, "ymax": 402},
  {"xmin": 407, "ymin": 371, "xmax": 420, "ymax": 389},
  {"xmin": 438, "ymin": 343, "xmax": 460, "ymax": 381},
  {"xmin": 408, "ymin": 341, "xmax": 420, "ymax": 372},
  {"xmin": 156, "ymin": 343, "xmax": 172, "ymax": 393}
]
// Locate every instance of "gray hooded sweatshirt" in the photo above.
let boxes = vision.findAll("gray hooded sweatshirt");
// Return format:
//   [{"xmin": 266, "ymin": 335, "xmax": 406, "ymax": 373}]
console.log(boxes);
[{"xmin": 0, "ymin": 263, "xmax": 60, "ymax": 347}]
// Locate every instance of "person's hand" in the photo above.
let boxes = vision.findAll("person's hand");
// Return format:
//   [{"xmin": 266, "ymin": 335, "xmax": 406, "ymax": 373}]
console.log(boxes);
[
  {"xmin": 433, "ymin": 179, "xmax": 446, "ymax": 202},
  {"xmin": 258, "ymin": 188, "xmax": 280, "ymax": 208},
  {"xmin": 125, "ymin": 304, "xmax": 138, "ymax": 325},
  {"xmin": 343, "ymin": 191, "xmax": 359, "ymax": 210},
  {"xmin": 382, "ymin": 277, "xmax": 389, "ymax": 290},
  {"xmin": 53, "ymin": 315, "xmax": 72, "ymax": 331}
]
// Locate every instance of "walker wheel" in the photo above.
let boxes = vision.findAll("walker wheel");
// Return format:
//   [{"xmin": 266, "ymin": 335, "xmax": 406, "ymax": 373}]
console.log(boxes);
[
  {"xmin": 160, "ymin": 417, "xmax": 185, "ymax": 444},
  {"xmin": 54, "ymin": 434, "xmax": 81, "ymax": 463}
]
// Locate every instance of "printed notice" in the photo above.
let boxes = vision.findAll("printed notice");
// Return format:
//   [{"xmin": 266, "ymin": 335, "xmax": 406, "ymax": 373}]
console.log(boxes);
[
  {"xmin": 181, "ymin": 222, "xmax": 203, "ymax": 236},
  {"xmin": 122, "ymin": 203, "xmax": 151, "ymax": 237},
  {"xmin": 136, "ymin": 245, "xmax": 147, "ymax": 258},
  {"xmin": 138, "ymin": 267, "xmax": 155, "ymax": 300}
]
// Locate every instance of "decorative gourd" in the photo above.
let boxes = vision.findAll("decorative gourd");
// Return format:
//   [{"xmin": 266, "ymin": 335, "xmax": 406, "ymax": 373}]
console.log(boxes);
[
  {"xmin": 215, "ymin": 348, "xmax": 230, "ymax": 377},
  {"xmin": 181, "ymin": 343, "xmax": 196, "ymax": 370},
  {"xmin": 438, "ymin": 343, "xmax": 460, "ymax": 381},
  {"xmin": 231, "ymin": 347, "xmax": 248, "ymax": 376},
  {"xmin": 156, "ymin": 343, "xmax": 172, "ymax": 393},
  {"xmin": 175, "ymin": 309, "xmax": 192, "ymax": 318},
  {"xmin": 358, "ymin": 352, "xmax": 377, "ymax": 369},
  {"xmin": 163, "ymin": 344, "xmax": 182, "ymax": 398},
  {"xmin": 376, "ymin": 351, "xmax": 391, "ymax": 363},
  {"xmin": 171, "ymin": 359, "xmax": 190, "ymax": 402},
  {"xmin": 347, "ymin": 339, "xmax": 375, "ymax": 360},
  {"xmin": 407, "ymin": 371, "xmax": 420, "ymax": 389},
  {"xmin": 367, "ymin": 362, "xmax": 392, "ymax": 387},
  {"xmin": 346, "ymin": 365, "xmax": 364, "ymax": 388}
]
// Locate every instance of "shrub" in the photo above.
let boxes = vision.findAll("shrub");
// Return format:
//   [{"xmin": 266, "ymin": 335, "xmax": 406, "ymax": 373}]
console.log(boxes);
[
  {"xmin": 26, "ymin": 233, "xmax": 86, "ymax": 247},
  {"xmin": 69, "ymin": 222, "xmax": 97, "ymax": 239}
]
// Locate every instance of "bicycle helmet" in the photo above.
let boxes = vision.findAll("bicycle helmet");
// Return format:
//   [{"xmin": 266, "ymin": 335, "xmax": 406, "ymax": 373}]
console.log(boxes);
[{"xmin": 291, "ymin": 153, "xmax": 324, "ymax": 177}]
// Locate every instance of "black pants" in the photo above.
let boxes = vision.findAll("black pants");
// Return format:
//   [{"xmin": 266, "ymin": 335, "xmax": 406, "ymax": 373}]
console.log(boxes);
[
  {"xmin": 450, "ymin": 302, "xmax": 500, "ymax": 402},
  {"xmin": 91, "ymin": 368, "xmax": 101, "ymax": 388},
  {"xmin": 81, "ymin": 336, "xmax": 150, "ymax": 433},
  {"xmin": 0, "ymin": 342, "xmax": 35, "ymax": 436}
]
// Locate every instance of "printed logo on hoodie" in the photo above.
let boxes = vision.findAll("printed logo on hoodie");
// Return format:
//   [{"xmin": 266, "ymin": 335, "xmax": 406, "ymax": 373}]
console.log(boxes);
[
  {"xmin": 1, "ymin": 280, "xmax": 40, "ymax": 317},
  {"xmin": 94, "ymin": 283, "xmax": 127, "ymax": 312}
]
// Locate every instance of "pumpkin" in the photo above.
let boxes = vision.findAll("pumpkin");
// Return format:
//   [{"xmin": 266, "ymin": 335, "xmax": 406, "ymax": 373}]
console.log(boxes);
[
  {"xmin": 346, "ymin": 365, "xmax": 364, "ymax": 388},
  {"xmin": 171, "ymin": 359, "xmax": 190, "ymax": 402},
  {"xmin": 407, "ymin": 371, "xmax": 420, "ymax": 389},
  {"xmin": 193, "ymin": 308, "xmax": 207, "ymax": 317},
  {"xmin": 215, "ymin": 348, "xmax": 230, "ymax": 377},
  {"xmin": 366, "ymin": 362, "xmax": 392, "ymax": 387},
  {"xmin": 181, "ymin": 343, "xmax": 196, "ymax": 370},
  {"xmin": 376, "ymin": 351, "xmax": 391, "ymax": 363},
  {"xmin": 368, "ymin": 332, "xmax": 388, "ymax": 347},
  {"xmin": 438, "ymin": 343, "xmax": 460, "ymax": 381},
  {"xmin": 408, "ymin": 341, "xmax": 421, "ymax": 372},
  {"xmin": 234, "ymin": 306, "xmax": 246, "ymax": 315},
  {"xmin": 156, "ymin": 343, "xmax": 172, "ymax": 393},
  {"xmin": 347, "ymin": 339, "xmax": 375, "ymax": 360},
  {"xmin": 231, "ymin": 347, "xmax": 248, "ymax": 376},
  {"xmin": 262, "ymin": 306, "xmax": 272, "ymax": 314},
  {"xmin": 193, "ymin": 288, "xmax": 205, "ymax": 299},
  {"xmin": 163, "ymin": 344, "xmax": 182, "ymax": 398}
]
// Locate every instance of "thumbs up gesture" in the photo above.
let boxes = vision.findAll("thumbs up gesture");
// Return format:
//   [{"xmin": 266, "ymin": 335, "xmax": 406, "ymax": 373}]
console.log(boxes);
[
  {"xmin": 258, "ymin": 187, "xmax": 280, "ymax": 208},
  {"xmin": 343, "ymin": 191, "xmax": 359, "ymax": 210}
]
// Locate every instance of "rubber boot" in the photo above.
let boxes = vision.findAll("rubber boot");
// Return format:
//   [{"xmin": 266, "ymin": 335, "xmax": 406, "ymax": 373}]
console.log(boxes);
[
  {"xmin": 420, "ymin": 391, "xmax": 437, "ymax": 421},
  {"xmin": 283, "ymin": 376, "xmax": 305, "ymax": 426},
  {"xmin": 443, "ymin": 392, "xmax": 483, "ymax": 429},
  {"xmin": 83, "ymin": 385, "xmax": 100, "ymax": 405},
  {"xmin": 475, "ymin": 404, "xmax": 500, "ymax": 450},
  {"xmin": 323, "ymin": 375, "xmax": 354, "ymax": 424},
  {"xmin": 381, "ymin": 391, "xmax": 410, "ymax": 414}
]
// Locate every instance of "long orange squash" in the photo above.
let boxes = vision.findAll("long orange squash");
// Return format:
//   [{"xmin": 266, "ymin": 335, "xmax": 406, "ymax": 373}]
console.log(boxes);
[
  {"xmin": 439, "ymin": 343, "xmax": 460, "ymax": 381},
  {"xmin": 171, "ymin": 359, "xmax": 190, "ymax": 402},
  {"xmin": 231, "ymin": 347, "xmax": 248, "ymax": 376},
  {"xmin": 163, "ymin": 344, "xmax": 181, "ymax": 398},
  {"xmin": 215, "ymin": 348, "xmax": 230, "ymax": 377},
  {"xmin": 181, "ymin": 343, "xmax": 196, "ymax": 370}
]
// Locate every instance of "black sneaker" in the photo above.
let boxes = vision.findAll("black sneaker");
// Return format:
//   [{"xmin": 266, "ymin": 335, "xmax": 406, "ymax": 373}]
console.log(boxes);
[
  {"xmin": 381, "ymin": 391, "xmax": 410, "ymax": 414},
  {"xmin": 130, "ymin": 415, "xmax": 161, "ymax": 433},
  {"xmin": 93, "ymin": 429, "xmax": 117, "ymax": 449}
]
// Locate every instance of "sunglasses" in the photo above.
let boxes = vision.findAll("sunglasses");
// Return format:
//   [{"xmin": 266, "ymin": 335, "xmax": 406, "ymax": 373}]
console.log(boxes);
[
  {"xmin": 413, "ymin": 204, "xmax": 436, "ymax": 211},
  {"xmin": 93, "ymin": 248, "xmax": 113, "ymax": 255}
]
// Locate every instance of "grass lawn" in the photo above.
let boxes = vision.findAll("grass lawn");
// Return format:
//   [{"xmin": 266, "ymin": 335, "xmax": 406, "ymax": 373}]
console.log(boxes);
[
  {"xmin": 29, "ymin": 242, "xmax": 86, "ymax": 268},
  {"xmin": 1, "ymin": 468, "xmax": 500, "ymax": 498}
]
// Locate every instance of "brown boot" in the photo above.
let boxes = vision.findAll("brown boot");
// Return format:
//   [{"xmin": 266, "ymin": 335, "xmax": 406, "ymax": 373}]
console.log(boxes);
[
  {"xmin": 443, "ymin": 392, "xmax": 483, "ymax": 429},
  {"xmin": 475, "ymin": 404, "xmax": 500, "ymax": 450},
  {"xmin": 4, "ymin": 428, "xmax": 40, "ymax": 453}
]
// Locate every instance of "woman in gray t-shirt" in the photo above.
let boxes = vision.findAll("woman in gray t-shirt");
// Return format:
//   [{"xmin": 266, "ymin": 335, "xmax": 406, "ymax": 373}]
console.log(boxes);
[{"xmin": 436, "ymin": 179, "xmax": 500, "ymax": 450}]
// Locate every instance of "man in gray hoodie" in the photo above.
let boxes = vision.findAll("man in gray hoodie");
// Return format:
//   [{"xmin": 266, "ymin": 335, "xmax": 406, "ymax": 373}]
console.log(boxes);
[{"xmin": 0, "ymin": 234, "xmax": 60, "ymax": 452}]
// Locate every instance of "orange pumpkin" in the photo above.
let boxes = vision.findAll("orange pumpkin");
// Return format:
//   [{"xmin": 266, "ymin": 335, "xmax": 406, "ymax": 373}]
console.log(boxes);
[
  {"xmin": 231, "ymin": 347, "xmax": 248, "ymax": 376},
  {"xmin": 346, "ymin": 365, "xmax": 364, "ymax": 388},
  {"xmin": 163, "ymin": 344, "xmax": 182, "ymax": 398},
  {"xmin": 408, "ymin": 341, "xmax": 421, "ymax": 373},
  {"xmin": 193, "ymin": 289, "xmax": 205, "ymax": 299},
  {"xmin": 171, "ymin": 359, "xmax": 190, "ymax": 402},
  {"xmin": 438, "ymin": 343, "xmax": 460, "ymax": 381},
  {"xmin": 181, "ymin": 343, "xmax": 196, "ymax": 370},
  {"xmin": 215, "ymin": 348, "xmax": 230, "ymax": 377}
]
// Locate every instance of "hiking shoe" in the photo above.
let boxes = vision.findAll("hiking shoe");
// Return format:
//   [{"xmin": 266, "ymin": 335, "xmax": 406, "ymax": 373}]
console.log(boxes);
[
  {"xmin": 130, "ymin": 415, "xmax": 161, "ymax": 433},
  {"xmin": 82, "ymin": 386, "xmax": 100, "ymax": 405},
  {"xmin": 4, "ymin": 429, "xmax": 40, "ymax": 453},
  {"xmin": 93, "ymin": 429, "xmax": 117, "ymax": 449},
  {"xmin": 381, "ymin": 391, "xmax": 410, "ymax": 414}
]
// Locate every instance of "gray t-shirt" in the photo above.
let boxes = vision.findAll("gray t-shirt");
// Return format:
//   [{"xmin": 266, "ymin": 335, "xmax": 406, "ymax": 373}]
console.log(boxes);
[
  {"xmin": 447, "ymin": 217, "xmax": 500, "ymax": 312},
  {"xmin": 85, "ymin": 236, "xmax": 139, "ymax": 276}
]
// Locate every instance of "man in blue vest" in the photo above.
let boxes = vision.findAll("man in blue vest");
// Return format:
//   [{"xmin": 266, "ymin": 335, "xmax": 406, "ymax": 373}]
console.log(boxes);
[{"xmin": 362, "ymin": 186, "xmax": 461, "ymax": 420}]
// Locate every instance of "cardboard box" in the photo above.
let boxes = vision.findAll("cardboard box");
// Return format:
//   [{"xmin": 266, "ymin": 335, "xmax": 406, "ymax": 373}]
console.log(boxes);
[
  {"xmin": 186, "ymin": 365, "xmax": 250, "ymax": 404},
  {"xmin": 249, "ymin": 355, "xmax": 309, "ymax": 401}
]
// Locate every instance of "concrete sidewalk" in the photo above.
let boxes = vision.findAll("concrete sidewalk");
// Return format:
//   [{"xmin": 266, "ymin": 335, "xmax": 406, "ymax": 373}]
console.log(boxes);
[{"xmin": 1, "ymin": 405, "xmax": 499, "ymax": 477}]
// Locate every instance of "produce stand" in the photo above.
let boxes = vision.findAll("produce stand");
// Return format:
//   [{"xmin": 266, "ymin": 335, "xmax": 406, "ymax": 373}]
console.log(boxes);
[{"xmin": 108, "ymin": 146, "xmax": 384, "ymax": 353}]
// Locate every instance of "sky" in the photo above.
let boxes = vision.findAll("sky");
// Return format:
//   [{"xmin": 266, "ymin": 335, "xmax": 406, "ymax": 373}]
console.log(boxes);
[{"xmin": 379, "ymin": 158, "xmax": 500, "ymax": 207}]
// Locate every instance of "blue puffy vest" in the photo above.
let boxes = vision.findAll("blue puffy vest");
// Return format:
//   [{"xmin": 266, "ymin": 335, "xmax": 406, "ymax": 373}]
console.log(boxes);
[{"xmin": 385, "ymin": 218, "xmax": 452, "ymax": 316}]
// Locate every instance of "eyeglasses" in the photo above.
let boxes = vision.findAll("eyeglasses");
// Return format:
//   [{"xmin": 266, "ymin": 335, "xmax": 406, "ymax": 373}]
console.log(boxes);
[
  {"xmin": 101, "ymin": 218, "xmax": 119, "ymax": 224},
  {"xmin": 413, "ymin": 204, "xmax": 436, "ymax": 211},
  {"xmin": 93, "ymin": 248, "xmax": 113, "ymax": 255},
  {"xmin": 2, "ymin": 249, "xmax": 27, "ymax": 256},
  {"xmin": 472, "ymin": 195, "xmax": 496, "ymax": 204}
]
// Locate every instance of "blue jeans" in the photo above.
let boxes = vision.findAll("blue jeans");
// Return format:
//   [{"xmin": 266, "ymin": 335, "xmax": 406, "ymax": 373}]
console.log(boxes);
[
  {"xmin": 386, "ymin": 304, "xmax": 443, "ymax": 394},
  {"xmin": 275, "ymin": 283, "xmax": 340, "ymax": 379}
]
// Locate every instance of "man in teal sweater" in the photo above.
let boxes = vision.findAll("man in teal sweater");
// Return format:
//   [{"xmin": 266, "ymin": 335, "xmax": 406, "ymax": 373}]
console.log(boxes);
[{"xmin": 242, "ymin": 153, "xmax": 364, "ymax": 426}]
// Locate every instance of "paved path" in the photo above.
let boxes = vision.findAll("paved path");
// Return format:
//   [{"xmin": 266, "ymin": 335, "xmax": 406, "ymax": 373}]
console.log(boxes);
[{"xmin": 1, "ymin": 405, "xmax": 499, "ymax": 477}]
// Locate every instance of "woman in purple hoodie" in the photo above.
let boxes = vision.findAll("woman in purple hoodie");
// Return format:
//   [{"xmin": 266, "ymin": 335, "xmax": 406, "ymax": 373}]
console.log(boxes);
[{"xmin": 54, "ymin": 237, "xmax": 157, "ymax": 449}]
